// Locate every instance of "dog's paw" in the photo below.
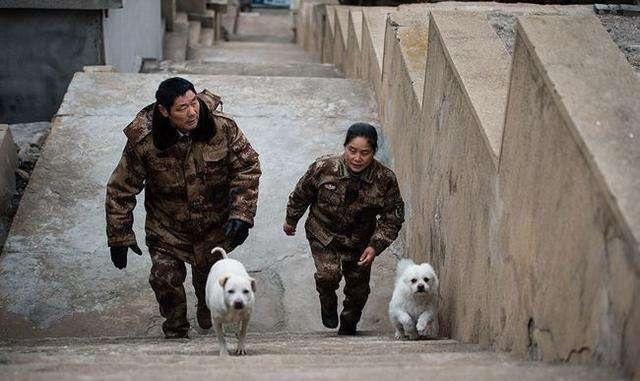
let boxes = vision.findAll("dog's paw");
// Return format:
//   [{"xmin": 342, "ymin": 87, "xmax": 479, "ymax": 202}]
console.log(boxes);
[
  {"xmin": 234, "ymin": 347, "xmax": 247, "ymax": 356},
  {"xmin": 219, "ymin": 349, "xmax": 230, "ymax": 357}
]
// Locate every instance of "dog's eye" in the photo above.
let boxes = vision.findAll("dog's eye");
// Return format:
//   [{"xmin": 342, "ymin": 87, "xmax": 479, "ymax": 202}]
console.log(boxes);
[
  {"xmin": 228, "ymin": 290, "xmax": 235, "ymax": 294},
  {"xmin": 410, "ymin": 278, "xmax": 417, "ymax": 283},
  {"xmin": 424, "ymin": 277, "xmax": 429, "ymax": 283},
  {"xmin": 243, "ymin": 289, "xmax": 249, "ymax": 294}
]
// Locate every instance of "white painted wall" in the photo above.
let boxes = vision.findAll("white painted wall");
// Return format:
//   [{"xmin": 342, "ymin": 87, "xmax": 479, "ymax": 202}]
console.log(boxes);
[{"xmin": 103, "ymin": 0, "xmax": 164, "ymax": 72}]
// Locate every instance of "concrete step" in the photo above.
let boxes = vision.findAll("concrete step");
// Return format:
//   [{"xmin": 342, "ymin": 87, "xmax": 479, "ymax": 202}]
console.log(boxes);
[
  {"xmin": 223, "ymin": 10, "xmax": 293, "ymax": 43},
  {"xmin": 209, "ymin": 41, "xmax": 306, "ymax": 51},
  {"xmin": 0, "ymin": 333, "xmax": 622, "ymax": 380},
  {"xmin": 0, "ymin": 72, "xmax": 379, "ymax": 339},
  {"xmin": 189, "ymin": 45, "xmax": 320, "ymax": 63},
  {"xmin": 144, "ymin": 60, "xmax": 343, "ymax": 78}
]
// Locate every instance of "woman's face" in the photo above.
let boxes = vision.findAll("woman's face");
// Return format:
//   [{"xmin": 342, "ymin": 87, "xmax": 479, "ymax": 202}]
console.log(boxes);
[{"xmin": 343, "ymin": 136, "xmax": 374, "ymax": 173}]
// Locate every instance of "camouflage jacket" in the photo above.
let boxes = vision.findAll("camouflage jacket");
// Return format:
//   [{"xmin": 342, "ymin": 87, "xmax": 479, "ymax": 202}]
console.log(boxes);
[
  {"xmin": 105, "ymin": 90, "xmax": 261, "ymax": 264},
  {"xmin": 286, "ymin": 154, "xmax": 404, "ymax": 255}
]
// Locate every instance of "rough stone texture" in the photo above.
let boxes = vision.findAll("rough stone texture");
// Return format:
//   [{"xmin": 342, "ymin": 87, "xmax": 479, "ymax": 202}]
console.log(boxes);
[
  {"xmin": 344, "ymin": 9, "xmax": 363, "ymax": 79},
  {"xmin": 598, "ymin": 14, "xmax": 640, "ymax": 76},
  {"xmin": 497, "ymin": 16, "xmax": 640, "ymax": 378},
  {"xmin": 0, "ymin": 333, "xmax": 623, "ymax": 380},
  {"xmin": 360, "ymin": 7, "xmax": 394, "ymax": 101},
  {"xmin": 0, "ymin": 72, "xmax": 389, "ymax": 339},
  {"xmin": 8, "ymin": 122, "xmax": 50, "ymax": 155},
  {"xmin": 0, "ymin": 125, "xmax": 17, "ymax": 215},
  {"xmin": 146, "ymin": 60, "xmax": 343, "ymax": 77}
]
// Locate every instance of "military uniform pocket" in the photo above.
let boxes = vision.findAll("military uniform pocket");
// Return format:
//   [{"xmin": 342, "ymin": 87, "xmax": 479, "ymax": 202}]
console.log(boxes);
[
  {"xmin": 317, "ymin": 183, "xmax": 342, "ymax": 205},
  {"xmin": 202, "ymin": 146, "xmax": 228, "ymax": 179},
  {"xmin": 147, "ymin": 158, "xmax": 180, "ymax": 189}
]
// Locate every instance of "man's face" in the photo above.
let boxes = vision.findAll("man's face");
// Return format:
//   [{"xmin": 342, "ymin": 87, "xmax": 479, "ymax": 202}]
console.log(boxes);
[{"xmin": 158, "ymin": 90, "xmax": 200, "ymax": 132}]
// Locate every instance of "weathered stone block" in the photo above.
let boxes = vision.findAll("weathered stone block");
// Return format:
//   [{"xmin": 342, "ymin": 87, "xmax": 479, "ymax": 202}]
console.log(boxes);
[
  {"xmin": 498, "ymin": 15, "xmax": 640, "ymax": 378},
  {"xmin": 417, "ymin": 11, "xmax": 510, "ymax": 344},
  {"xmin": 360, "ymin": 7, "xmax": 394, "ymax": 102},
  {"xmin": 344, "ymin": 8, "xmax": 363, "ymax": 79}
]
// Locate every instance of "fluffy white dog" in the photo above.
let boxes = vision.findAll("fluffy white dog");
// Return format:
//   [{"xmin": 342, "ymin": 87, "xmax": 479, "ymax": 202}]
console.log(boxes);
[
  {"xmin": 388, "ymin": 258, "xmax": 439, "ymax": 340},
  {"xmin": 205, "ymin": 247, "xmax": 255, "ymax": 356}
]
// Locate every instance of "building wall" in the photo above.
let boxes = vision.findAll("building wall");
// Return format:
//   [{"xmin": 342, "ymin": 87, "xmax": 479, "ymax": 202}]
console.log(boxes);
[
  {"xmin": 103, "ymin": 0, "xmax": 164, "ymax": 73},
  {"xmin": 0, "ymin": 9, "xmax": 104, "ymax": 124}
]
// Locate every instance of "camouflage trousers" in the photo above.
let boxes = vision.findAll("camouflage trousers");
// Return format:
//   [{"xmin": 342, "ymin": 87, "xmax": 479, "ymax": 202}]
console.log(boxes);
[
  {"xmin": 309, "ymin": 239, "xmax": 372, "ymax": 327},
  {"xmin": 148, "ymin": 247, "xmax": 217, "ymax": 338}
]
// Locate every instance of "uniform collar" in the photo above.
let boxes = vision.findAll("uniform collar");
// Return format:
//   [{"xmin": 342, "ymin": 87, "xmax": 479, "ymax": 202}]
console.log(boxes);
[{"xmin": 338, "ymin": 155, "xmax": 375, "ymax": 184}]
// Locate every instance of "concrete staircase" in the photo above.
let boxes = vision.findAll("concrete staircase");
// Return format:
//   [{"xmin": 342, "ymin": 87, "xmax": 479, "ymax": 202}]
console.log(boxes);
[
  {"xmin": 0, "ymin": 6, "xmax": 629, "ymax": 380},
  {"xmin": 0, "ymin": 333, "xmax": 621, "ymax": 380}
]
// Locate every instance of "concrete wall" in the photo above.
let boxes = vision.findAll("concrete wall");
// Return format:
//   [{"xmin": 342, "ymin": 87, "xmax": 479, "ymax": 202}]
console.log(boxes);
[
  {"xmin": 103, "ymin": 0, "xmax": 164, "ymax": 73},
  {"xmin": 0, "ymin": 9, "xmax": 104, "ymax": 124},
  {"xmin": 0, "ymin": 125, "xmax": 17, "ymax": 215},
  {"xmin": 302, "ymin": 1, "xmax": 640, "ymax": 377},
  {"xmin": 0, "ymin": 1, "xmax": 164, "ymax": 124}
]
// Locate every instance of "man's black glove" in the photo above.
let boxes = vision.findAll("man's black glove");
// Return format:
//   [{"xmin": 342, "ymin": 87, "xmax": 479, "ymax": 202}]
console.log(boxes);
[
  {"xmin": 110, "ymin": 244, "xmax": 143, "ymax": 270},
  {"xmin": 223, "ymin": 219, "xmax": 250, "ymax": 246}
]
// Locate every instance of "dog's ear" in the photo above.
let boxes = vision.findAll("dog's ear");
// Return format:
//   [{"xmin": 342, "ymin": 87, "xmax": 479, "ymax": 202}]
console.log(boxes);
[
  {"xmin": 218, "ymin": 274, "xmax": 231, "ymax": 288},
  {"xmin": 249, "ymin": 277, "xmax": 256, "ymax": 292}
]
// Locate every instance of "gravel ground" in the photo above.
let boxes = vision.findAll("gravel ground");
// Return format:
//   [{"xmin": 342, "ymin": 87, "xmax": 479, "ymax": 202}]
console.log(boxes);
[
  {"xmin": 0, "ymin": 122, "xmax": 51, "ymax": 251},
  {"xmin": 487, "ymin": 10, "xmax": 640, "ymax": 73}
]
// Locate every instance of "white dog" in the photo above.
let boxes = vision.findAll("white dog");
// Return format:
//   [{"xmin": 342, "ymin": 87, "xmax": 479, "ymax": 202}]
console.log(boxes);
[
  {"xmin": 205, "ymin": 247, "xmax": 255, "ymax": 356},
  {"xmin": 388, "ymin": 258, "xmax": 439, "ymax": 340}
]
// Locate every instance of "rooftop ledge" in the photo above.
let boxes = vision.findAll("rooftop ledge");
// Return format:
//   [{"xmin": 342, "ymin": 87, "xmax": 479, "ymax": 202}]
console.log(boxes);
[{"xmin": 0, "ymin": 0, "xmax": 122, "ymax": 9}]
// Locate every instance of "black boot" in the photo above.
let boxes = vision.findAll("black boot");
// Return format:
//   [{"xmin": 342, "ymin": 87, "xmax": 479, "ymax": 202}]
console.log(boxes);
[
  {"xmin": 197, "ymin": 304, "xmax": 212, "ymax": 330},
  {"xmin": 337, "ymin": 311, "xmax": 360, "ymax": 335},
  {"xmin": 319, "ymin": 293, "xmax": 338, "ymax": 328}
]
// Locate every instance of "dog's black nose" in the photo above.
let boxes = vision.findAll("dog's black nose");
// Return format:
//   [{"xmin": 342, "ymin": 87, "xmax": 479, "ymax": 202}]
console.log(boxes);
[
  {"xmin": 417, "ymin": 284, "xmax": 426, "ymax": 292},
  {"xmin": 233, "ymin": 301, "xmax": 244, "ymax": 310}
]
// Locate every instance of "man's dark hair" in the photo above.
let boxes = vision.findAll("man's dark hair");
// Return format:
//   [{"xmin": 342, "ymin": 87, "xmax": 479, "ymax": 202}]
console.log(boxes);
[
  {"xmin": 344, "ymin": 122, "xmax": 378, "ymax": 153},
  {"xmin": 155, "ymin": 77, "xmax": 196, "ymax": 110}
]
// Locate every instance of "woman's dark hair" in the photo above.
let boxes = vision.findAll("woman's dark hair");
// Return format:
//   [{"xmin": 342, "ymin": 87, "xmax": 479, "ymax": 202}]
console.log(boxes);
[
  {"xmin": 344, "ymin": 122, "xmax": 378, "ymax": 153},
  {"xmin": 155, "ymin": 77, "xmax": 196, "ymax": 110}
]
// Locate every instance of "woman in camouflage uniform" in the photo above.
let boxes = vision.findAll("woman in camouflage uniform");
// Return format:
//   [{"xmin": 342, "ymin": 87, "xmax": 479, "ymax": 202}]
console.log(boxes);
[{"xmin": 284, "ymin": 123, "xmax": 405, "ymax": 335}]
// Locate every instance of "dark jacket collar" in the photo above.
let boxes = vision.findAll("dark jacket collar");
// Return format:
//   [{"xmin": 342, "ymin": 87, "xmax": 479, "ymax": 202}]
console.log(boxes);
[{"xmin": 151, "ymin": 98, "xmax": 215, "ymax": 151}]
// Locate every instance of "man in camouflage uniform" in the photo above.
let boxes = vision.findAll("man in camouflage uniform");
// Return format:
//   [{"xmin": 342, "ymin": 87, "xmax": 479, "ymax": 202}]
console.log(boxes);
[
  {"xmin": 284, "ymin": 123, "xmax": 404, "ymax": 334},
  {"xmin": 105, "ymin": 77, "xmax": 261, "ymax": 339}
]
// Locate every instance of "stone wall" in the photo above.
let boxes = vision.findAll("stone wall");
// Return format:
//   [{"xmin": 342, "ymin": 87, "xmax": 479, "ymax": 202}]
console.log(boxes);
[{"xmin": 299, "ymin": 1, "xmax": 640, "ymax": 377}]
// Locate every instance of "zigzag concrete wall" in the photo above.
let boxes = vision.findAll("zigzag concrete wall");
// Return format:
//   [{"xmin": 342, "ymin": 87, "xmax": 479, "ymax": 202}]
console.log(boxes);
[{"xmin": 298, "ymin": 2, "xmax": 640, "ymax": 377}]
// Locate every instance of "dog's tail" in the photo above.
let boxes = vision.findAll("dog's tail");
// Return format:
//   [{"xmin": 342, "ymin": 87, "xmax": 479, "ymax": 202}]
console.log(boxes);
[
  {"xmin": 396, "ymin": 258, "xmax": 414, "ymax": 279},
  {"xmin": 211, "ymin": 247, "xmax": 228, "ymax": 259}
]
